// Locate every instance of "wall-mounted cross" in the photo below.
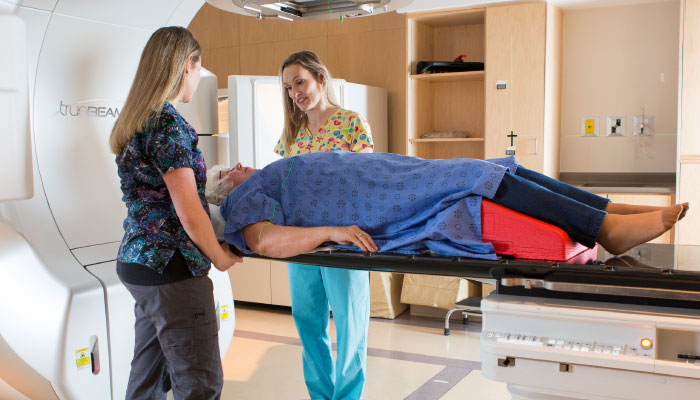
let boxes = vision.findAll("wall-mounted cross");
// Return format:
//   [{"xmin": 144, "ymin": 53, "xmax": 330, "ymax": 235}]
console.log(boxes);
[{"xmin": 507, "ymin": 131, "xmax": 517, "ymax": 146}]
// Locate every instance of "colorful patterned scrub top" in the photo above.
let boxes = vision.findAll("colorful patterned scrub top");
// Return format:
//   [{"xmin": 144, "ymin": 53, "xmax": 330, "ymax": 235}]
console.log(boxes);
[
  {"xmin": 116, "ymin": 102, "xmax": 211, "ymax": 276},
  {"xmin": 273, "ymin": 108, "xmax": 373, "ymax": 157}
]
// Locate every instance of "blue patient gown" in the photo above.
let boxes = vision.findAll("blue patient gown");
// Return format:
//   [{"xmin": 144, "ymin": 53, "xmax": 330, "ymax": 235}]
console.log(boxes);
[{"xmin": 221, "ymin": 152, "xmax": 515, "ymax": 260}]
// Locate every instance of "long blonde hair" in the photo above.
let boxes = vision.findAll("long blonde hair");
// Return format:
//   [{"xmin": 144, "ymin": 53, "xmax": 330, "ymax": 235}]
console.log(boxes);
[
  {"xmin": 109, "ymin": 26, "xmax": 201, "ymax": 155},
  {"xmin": 279, "ymin": 50, "xmax": 338, "ymax": 153}
]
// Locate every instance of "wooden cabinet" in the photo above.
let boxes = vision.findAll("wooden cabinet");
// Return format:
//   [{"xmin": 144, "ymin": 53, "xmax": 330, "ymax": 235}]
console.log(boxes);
[
  {"xmin": 407, "ymin": 3, "xmax": 562, "ymax": 175},
  {"xmin": 405, "ymin": 8, "xmax": 489, "ymax": 310},
  {"xmin": 406, "ymin": 3, "xmax": 562, "ymax": 300},
  {"xmin": 270, "ymin": 261, "xmax": 292, "ymax": 306},
  {"xmin": 484, "ymin": 3, "xmax": 562, "ymax": 176},
  {"xmin": 228, "ymin": 258, "xmax": 292, "ymax": 306},
  {"xmin": 407, "ymin": 9, "xmax": 486, "ymax": 160}
]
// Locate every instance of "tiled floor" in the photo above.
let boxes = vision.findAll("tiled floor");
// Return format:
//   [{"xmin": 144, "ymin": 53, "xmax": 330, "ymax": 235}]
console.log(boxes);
[
  {"xmin": 0, "ymin": 304, "xmax": 509, "ymax": 400},
  {"xmin": 220, "ymin": 304, "xmax": 510, "ymax": 400}
]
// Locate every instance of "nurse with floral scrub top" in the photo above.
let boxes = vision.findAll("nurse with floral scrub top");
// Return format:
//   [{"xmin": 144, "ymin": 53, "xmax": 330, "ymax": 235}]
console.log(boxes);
[
  {"xmin": 273, "ymin": 107, "xmax": 372, "ymax": 155},
  {"xmin": 274, "ymin": 50, "xmax": 372, "ymax": 400}
]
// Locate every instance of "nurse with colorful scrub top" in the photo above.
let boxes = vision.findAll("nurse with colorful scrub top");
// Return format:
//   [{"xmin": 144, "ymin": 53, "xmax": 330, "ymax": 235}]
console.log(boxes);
[{"xmin": 274, "ymin": 50, "xmax": 373, "ymax": 400}]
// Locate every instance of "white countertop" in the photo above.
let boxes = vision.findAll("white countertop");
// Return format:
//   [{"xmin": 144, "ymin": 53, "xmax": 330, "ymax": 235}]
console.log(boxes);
[{"xmin": 578, "ymin": 185, "xmax": 674, "ymax": 194}]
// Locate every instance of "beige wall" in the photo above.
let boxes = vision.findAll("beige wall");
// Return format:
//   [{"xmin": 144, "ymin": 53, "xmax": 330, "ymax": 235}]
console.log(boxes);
[
  {"xmin": 188, "ymin": 4, "xmax": 408, "ymax": 155},
  {"xmin": 560, "ymin": 1, "xmax": 679, "ymax": 173}
]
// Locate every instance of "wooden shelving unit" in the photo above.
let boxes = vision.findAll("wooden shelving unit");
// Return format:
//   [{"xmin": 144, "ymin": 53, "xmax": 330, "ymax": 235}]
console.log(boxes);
[
  {"xmin": 408, "ymin": 8, "xmax": 486, "ymax": 160},
  {"xmin": 410, "ymin": 70, "xmax": 484, "ymax": 82},
  {"xmin": 409, "ymin": 137, "xmax": 484, "ymax": 143},
  {"xmin": 402, "ymin": 3, "xmax": 563, "ymax": 311}
]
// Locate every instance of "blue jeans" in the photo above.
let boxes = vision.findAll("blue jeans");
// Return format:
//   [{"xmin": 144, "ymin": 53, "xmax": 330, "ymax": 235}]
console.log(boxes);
[
  {"xmin": 288, "ymin": 263, "xmax": 369, "ymax": 400},
  {"xmin": 492, "ymin": 166, "xmax": 610, "ymax": 248}
]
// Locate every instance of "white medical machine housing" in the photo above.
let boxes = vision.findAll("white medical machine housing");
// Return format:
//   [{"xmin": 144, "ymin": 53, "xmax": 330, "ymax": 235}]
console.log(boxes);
[
  {"xmin": 0, "ymin": 1, "xmax": 234, "ymax": 399},
  {"xmin": 177, "ymin": 68, "xmax": 222, "ymax": 165},
  {"xmin": 178, "ymin": 68, "xmax": 220, "ymax": 136},
  {"xmin": 209, "ymin": 0, "xmax": 414, "ymax": 21},
  {"xmin": 481, "ymin": 293, "xmax": 700, "ymax": 399}
]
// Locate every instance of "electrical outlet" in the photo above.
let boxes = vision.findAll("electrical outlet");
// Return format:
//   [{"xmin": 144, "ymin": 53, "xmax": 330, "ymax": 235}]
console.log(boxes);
[
  {"xmin": 581, "ymin": 116, "xmax": 599, "ymax": 137},
  {"xmin": 633, "ymin": 115, "xmax": 654, "ymax": 136},
  {"xmin": 607, "ymin": 116, "xmax": 624, "ymax": 136}
]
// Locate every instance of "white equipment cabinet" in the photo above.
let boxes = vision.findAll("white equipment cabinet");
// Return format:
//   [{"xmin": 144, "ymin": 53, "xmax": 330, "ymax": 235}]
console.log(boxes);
[{"xmin": 226, "ymin": 75, "xmax": 388, "ymax": 306}]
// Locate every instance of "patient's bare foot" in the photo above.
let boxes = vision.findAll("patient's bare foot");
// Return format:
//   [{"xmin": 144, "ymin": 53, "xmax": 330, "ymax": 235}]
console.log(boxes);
[
  {"xmin": 597, "ymin": 205, "xmax": 683, "ymax": 255},
  {"xmin": 606, "ymin": 202, "xmax": 689, "ymax": 218}
]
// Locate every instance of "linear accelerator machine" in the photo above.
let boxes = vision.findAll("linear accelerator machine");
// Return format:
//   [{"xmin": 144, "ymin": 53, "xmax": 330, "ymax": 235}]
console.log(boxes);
[
  {"xmin": 0, "ymin": 1, "xmax": 238, "ymax": 399},
  {"xmin": 3, "ymin": 2, "xmax": 700, "ymax": 400},
  {"xmin": 0, "ymin": 1, "xmax": 408, "ymax": 399}
]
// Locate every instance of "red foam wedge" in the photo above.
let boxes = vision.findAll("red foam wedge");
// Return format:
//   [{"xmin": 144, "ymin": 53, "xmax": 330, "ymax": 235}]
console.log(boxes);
[{"xmin": 481, "ymin": 199, "xmax": 597, "ymax": 262}]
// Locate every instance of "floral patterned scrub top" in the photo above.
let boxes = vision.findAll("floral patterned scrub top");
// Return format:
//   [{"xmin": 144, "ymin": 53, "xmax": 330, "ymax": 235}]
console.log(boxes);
[
  {"xmin": 273, "ymin": 108, "xmax": 373, "ymax": 156},
  {"xmin": 116, "ymin": 102, "xmax": 211, "ymax": 276}
]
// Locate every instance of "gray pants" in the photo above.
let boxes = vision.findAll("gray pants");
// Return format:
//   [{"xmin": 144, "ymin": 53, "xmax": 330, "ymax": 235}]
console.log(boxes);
[{"xmin": 121, "ymin": 276, "xmax": 223, "ymax": 400}]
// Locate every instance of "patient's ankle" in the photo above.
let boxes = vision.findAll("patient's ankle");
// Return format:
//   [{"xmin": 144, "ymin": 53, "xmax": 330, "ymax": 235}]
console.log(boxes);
[{"xmin": 662, "ymin": 204, "xmax": 683, "ymax": 229}]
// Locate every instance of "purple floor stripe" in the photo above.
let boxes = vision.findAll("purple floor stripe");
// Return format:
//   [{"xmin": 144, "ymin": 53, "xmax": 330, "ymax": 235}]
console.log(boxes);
[
  {"xmin": 234, "ymin": 330, "xmax": 481, "ymax": 371},
  {"xmin": 367, "ymin": 348, "xmax": 481, "ymax": 370},
  {"xmin": 404, "ymin": 366, "xmax": 473, "ymax": 400},
  {"xmin": 234, "ymin": 330, "xmax": 302, "ymax": 346}
]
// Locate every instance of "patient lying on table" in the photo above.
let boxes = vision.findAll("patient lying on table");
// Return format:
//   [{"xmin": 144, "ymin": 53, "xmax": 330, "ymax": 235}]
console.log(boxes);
[{"xmin": 207, "ymin": 152, "xmax": 688, "ymax": 260}]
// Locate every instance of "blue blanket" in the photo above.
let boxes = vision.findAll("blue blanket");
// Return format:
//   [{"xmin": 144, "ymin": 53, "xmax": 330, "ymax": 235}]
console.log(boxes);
[{"xmin": 221, "ymin": 152, "xmax": 517, "ymax": 260}]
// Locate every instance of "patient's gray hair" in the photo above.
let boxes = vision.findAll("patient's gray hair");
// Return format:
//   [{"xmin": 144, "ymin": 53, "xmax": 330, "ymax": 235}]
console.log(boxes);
[{"xmin": 206, "ymin": 164, "xmax": 235, "ymax": 206}]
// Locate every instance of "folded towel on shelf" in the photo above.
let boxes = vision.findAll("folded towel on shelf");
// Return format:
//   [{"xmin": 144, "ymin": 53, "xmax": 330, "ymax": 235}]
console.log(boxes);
[{"xmin": 421, "ymin": 130, "xmax": 469, "ymax": 139}]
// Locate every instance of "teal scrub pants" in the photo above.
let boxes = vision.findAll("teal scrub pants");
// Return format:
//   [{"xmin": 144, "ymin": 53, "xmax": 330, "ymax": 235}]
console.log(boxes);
[{"xmin": 288, "ymin": 263, "xmax": 370, "ymax": 400}]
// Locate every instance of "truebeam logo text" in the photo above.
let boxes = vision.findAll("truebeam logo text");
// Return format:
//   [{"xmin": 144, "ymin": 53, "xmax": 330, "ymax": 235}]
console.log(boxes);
[{"xmin": 59, "ymin": 100, "xmax": 121, "ymax": 118}]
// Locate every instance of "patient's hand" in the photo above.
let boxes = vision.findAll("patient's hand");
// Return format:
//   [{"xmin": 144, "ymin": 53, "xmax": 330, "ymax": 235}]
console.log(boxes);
[
  {"xmin": 329, "ymin": 225, "xmax": 378, "ymax": 253},
  {"xmin": 242, "ymin": 221, "xmax": 377, "ymax": 258}
]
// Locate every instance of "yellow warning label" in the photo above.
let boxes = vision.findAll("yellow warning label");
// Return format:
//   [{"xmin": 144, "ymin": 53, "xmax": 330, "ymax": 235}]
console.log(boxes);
[
  {"xmin": 221, "ymin": 304, "xmax": 229, "ymax": 320},
  {"xmin": 76, "ymin": 348, "xmax": 90, "ymax": 370},
  {"xmin": 585, "ymin": 119, "xmax": 595, "ymax": 135}
]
